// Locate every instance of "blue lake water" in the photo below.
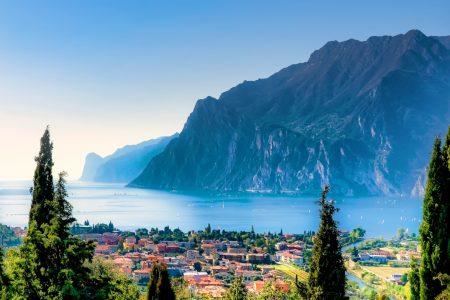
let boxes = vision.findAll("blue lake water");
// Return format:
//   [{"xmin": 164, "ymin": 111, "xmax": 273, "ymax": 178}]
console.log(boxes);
[{"xmin": 0, "ymin": 180, "xmax": 422, "ymax": 238}]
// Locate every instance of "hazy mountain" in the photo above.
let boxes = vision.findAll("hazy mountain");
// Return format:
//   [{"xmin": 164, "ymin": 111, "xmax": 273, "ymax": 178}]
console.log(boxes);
[
  {"xmin": 130, "ymin": 30, "xmax": 450, "ymax": 196},
  {"xmin": 80, "ymin": 134, "xmax": 178, "ymax": 183},
  {"xmin": 80, "ymin": 153, "xmax": 104, "ymax": 182}
]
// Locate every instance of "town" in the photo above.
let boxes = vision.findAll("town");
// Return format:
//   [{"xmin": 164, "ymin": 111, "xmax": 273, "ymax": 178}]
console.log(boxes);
[
  {"xmin": 71, "ymin": 222, "xmax": 313, "ymax": 298},
  {"xmin": 0, "ymin": 221, "xmax": 433, "ymax": 299},
  {"xmin": 67, "ymin": 222, "xmax": 415, "ymax": 299}
]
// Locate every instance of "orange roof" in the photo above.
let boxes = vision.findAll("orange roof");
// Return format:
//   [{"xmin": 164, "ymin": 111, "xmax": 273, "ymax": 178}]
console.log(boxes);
[
  {"xmin": 249, "ymin": 280, "xmax": 289, "ymax": 294},
  {"xmin": 185, "ymin": 275, "xmax": 223, "ymax": 287},
  {"xmin": 133, "ymin": 269, "xmax": 150, "ymax": 275},
  {"xmin": 210, "ymin": 266, "xmax": 228, "ymax": 270},
  {"xmin": 280, "ymin": 251, "xmax": 301, "ymax": 259},
  {"xmin": 95, "ymin": 245, "xmax": 111, "ymax": 251}
]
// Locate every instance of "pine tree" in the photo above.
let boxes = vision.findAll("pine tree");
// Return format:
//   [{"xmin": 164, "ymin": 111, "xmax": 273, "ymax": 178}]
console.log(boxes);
[
  {"xmin": 307, "ymin": 186, "xmax": 346, "ymax": 299},
  {"xmin": 419, "ymin": 137, "xmax": 450, "ymax": 300},
  {"xmin": 225, "ymin": 276, "xmax": 247, "ymax": 300},
  {"xmin": 147, "ymin": 262, "xmax": 175, "ymax": 300}
]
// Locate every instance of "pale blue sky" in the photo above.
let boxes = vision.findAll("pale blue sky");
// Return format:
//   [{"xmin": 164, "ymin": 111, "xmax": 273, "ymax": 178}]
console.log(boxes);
[{"xmin": 0, "ymin": 0, "xmax": 449, "ymax": 179}]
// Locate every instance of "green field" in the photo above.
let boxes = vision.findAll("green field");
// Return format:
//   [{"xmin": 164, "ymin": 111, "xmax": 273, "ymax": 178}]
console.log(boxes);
[
  {"xmin": 273, "ymin": 264, "xmax": 309, "ymax": 282},
  {"xmin": 363, "ymin": 266, "xmax": 410, "ymax": 281}
]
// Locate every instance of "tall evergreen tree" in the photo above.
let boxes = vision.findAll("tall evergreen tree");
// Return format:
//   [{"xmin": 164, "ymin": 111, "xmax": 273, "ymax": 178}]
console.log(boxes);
[
  {"xmin": 29, "ymin": 127, "xmax": 54, "ymax": 227},
  {"xmin": 419, "ymin": 137, "xmax": 450, "ymax": 300},
  {"xmin": 14, "ymin": 129, "xmax": 95, "ymax": 299},
  {"xmin": 147, "ymin": 262, "xmax": 175, "ymax": 300},
  {"xmin": 307, "ymin": 186, "xmax": 346, "ymax": 299},
  {"xmin": 409, "ymin": 259, "xmax": 420, "ymax": 300},
  {"xmin": 224, "ymin": 276, "xmax": 247, "ymax": 300},
  {"xmin": 3, "ymin": 128, "xmax": 139, "ymax": 299},
  {"xmin": 444, "ymin": 126, "xmax": 450, "ymax": 168},
  {"xmin": 49, "ymin": 172, "xmax": 95, "ymax": 297}
]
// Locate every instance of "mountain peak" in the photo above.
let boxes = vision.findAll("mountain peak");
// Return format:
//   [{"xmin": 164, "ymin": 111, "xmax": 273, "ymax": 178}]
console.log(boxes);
[
  {"xmin": 80, "ymin": 135, "xmax": 177, "ymax": 183},
  {"xmin": 404, "ymin": 29, "xmax": 426, "ymax": 39},
  {"xmin": 132, "ymin": 30, "xmax": 450, "ymax": 196}
]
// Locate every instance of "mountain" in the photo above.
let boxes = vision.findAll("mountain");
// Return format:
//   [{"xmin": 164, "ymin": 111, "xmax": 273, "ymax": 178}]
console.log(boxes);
[
  {"xmin": 432, "ymin": 35, "xmax": 450, "ymax": 49},
  {"xmin": 80, "ymin": 153, "xmax": 104, "ymax": 182},
  {"xmin": 80, "ymin": 134, "xmax": 178, "ymax": 183},
  {"xmin": 130, "ymin": 30, "xmax": 450, "ymax": 196}
]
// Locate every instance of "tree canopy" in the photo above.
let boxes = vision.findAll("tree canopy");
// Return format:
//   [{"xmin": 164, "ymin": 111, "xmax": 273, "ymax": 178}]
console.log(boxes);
[
  {"xmin": 306, "ymin": 186, "xmax": 346, "ymax": 299},
  {"xmin": 417, "ymin": 130, "xmax": 450, "ymax": 300},
  {"xmin": 147, "ymin": 262, "xmax": 175, "ymax": 300},
  {"xmin": 0, "ymin": 128, "xmax": 139, "ymax": 300}
]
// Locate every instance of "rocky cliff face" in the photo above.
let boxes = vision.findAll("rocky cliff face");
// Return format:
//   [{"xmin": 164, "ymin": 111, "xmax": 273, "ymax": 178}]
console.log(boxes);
[
  {"xmin": 80, "ymin": 153, "xmax": 104, "ymax": 182},
  {"xmin": 80, "ymin": 134, "xmax": 177, "ymax": 183},
  {"xmin": 130, "ymin": 30, "xmax": 450, "ymax": 196}
]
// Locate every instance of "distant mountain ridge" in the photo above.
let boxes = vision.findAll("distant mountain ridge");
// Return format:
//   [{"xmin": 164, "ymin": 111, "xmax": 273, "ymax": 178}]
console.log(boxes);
[
  {"xmin": 130, "ymin": 30, "xmax": 450, "ymax": 196},
  {"xmin": 80, "ymin": 134, "xmax": 178, "ymax": 183}
]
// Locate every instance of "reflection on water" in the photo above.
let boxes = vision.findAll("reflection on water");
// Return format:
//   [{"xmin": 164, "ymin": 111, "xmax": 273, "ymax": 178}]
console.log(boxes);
[{"xmin": 0, "ymin": 181, "xmax": 422, "ymax": 238}]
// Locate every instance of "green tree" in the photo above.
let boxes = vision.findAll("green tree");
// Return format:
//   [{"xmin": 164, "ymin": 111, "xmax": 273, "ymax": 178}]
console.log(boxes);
[
  {"xmin": 351, "ymin": 247, "xmax": 359, "ymax": 258},
  {"xmin": 29, "ymin": 126, "xmax": 54, "ymax": 227},
  {"xmin": 409, "ymin": 259, "xmax": 420, "ymax": 300},
  {"xmin": 205, "ymin": 223, "xmax": 212, "ymax": 234},
  {"xmin": 16, "ymin": 168, "xmax": 95, "ymax": 298},
  {"xmin": 4, "ymin": 128, "xmax": 139, "ymax": 299},
  {"xmin": 82, "ymin": 258, "xmax": 140, "ymax": 300},
  {"xmin": 193, "ymin": 261, "xmax": 202, "ymax": 272},
  {"xmin": 0, "ymin": 247, "xmax": 10, "ymax": 300},
  {"xmin": 435, "ymin": 273, "xmax": 450, "ymax": 300},
  {"xmin": 419, "ymin": 137, "xmax": 450, "ymax": 300},
  {"xmin": 108, "ymin": 221, "xmax": 114, "ymax": 232},
  {"xmin": 225, "ymin": 276, "xmax": 247, "ymax": 300},
  {"xmin": 50, "ymin": 172, "xmax": 95, "ymax": 297},
  {"xmin": 258, "ymin": 280, "xmax": 288, "ymax": 300},
  {"xmin": 397, "ymin": 228, "xmax": 407, "ymax": 240},
  {"xmin": 307, "ymin": 186, "xmax": 346, "ymax": 299},
  {"xmin": 147, "ymin": 262, "xmax": 175, "ymax": 300},
  {"xmin": 444, "ymin": 126, "xmax": 450, "ymax": 168}
]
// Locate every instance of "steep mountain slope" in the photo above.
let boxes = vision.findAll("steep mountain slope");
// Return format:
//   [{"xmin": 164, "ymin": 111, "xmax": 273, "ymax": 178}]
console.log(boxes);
[
  {"xmin": 80, "ymin": 134, "xmax": 178, "ymax": 183},
  {"xmin": 80, "ymin": 153, "xmax": 104, "ymax": 182},
  {"xmin": 130, "ymin": 30, "xmax": 450, "ymax": 196},
  {"xmin": 433, "ymin": 35, "xmax": 450, "ymax": 49}
]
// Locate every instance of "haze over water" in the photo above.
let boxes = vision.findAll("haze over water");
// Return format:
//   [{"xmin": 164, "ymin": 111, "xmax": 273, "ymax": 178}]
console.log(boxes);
[{"xmin": 0, "ymin": 180, "xmax": 422, "ymax": 238}]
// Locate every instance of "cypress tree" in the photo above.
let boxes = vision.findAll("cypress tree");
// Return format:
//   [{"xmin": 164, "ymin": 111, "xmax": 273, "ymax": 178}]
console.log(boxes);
[
  {"xmin": 17, "ymin": 129, "xmax": 95, "ymax": 299},
  {"xmin": 419, "ymin": 137, "xmax": 449, "ymax": 300},
  {"xmin": 19, "ymin": 127, "xmax": 56, "ymax": 298},
  {"xmin": 29, "ymin": 127, "xmax": 54, "ymax": 227},
  {"xmin": 307, "ymin": 186, "xmax": 346, "ymax": 299},
  {"xmin": 225, "ymin": 276, "xmax": 247, "ymax": 300},
  {"xmin": 3, "ymin": 128, "xmax": 138, "ymax": 299},
  {"xmin": 147, "ymin": 262, "xmax": 175, "ymax": 300},
  {"xmin": 444, "ymin": 126, "xmax": 450, "ymax": 168},
  {"xmin": 409, "ymin": 259, "xmax": 420, "ymax": 300}
]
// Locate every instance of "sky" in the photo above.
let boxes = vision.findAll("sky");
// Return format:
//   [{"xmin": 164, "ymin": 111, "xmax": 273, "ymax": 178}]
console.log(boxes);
[{"xmin": 0, "ymin": 0, "xmax": 449, "ymax": 180}]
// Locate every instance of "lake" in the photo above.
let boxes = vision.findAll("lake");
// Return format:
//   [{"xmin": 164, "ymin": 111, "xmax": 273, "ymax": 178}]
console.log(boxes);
[{"xmin": 0, "ymin": 180, "xmax": 422, "ymax": 238}]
